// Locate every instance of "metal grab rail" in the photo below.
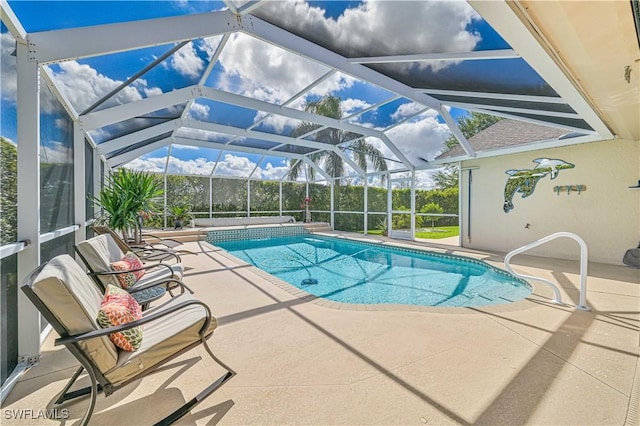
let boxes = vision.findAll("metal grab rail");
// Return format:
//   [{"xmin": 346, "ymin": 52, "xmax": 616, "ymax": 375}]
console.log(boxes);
[{"xmin": 504, "ymin": 232, "xmax": 590, "ymax": 311}]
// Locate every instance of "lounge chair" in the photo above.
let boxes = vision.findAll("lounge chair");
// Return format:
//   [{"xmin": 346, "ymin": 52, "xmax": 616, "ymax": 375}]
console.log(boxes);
[
  {"xmin": 75, "ymin": 234, "xmax": 193, "ymax": 307},
  {"xmin": 92, "ymin": 225, "xmax": 185, "ymax": 263},
  {"xmin": 21, "ymin": 255, "xmax": 235, "ymax": 425}
]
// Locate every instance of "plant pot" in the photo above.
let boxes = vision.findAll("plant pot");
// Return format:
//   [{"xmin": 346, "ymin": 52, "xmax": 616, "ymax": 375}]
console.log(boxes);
[{"xmin": 173, "ymin": 219, "xmax": 184, "ymax": 229}]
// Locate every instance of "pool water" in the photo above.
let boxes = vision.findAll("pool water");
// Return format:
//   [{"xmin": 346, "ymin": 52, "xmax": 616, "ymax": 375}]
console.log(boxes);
[{"xmin": 215, "ymin": 236, "xmax": 532, "ymax": 307}]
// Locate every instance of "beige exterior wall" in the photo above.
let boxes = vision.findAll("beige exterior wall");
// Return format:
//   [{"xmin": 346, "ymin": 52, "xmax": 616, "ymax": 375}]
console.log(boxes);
[{"xmin": 459, "ymin": 138, "xmax": 640, "ymax": 265}]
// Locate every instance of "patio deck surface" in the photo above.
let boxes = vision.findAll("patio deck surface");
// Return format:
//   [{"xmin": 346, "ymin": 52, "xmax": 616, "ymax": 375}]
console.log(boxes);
[{"xmin": 3, "ymin": 234, "xmax": 639, "ymax": 425}]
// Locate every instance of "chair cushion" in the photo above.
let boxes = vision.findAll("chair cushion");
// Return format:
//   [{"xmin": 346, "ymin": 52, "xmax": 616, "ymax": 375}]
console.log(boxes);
[
  {"xmin": 76, "ymin": 234, "xmax": 126, "ymax": 289},
  {"xmin": 97, "ymin": 285, "xmax": 143, "ymax": 351},
  {"xmin": 30, "ymin": 255, "xmax": 118, "ymax": 373},
  {"xmin": 104, "ymin": 293, "xmax": 216, "ymax": 386},
  {"xmin": 109, "ymin": 252, "xmax": 145, "ymax": 289}
]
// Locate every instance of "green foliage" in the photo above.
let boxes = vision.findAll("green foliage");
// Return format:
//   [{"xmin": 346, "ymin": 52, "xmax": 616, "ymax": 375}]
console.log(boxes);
[
  {"xmin": 417, "ymin": 202, "xmax": 444, "ymax": 229},
  {"xmin": 166, "ymin": 175, "xmax": 209, "ymax": 212},
  {"xmin": 432, "ymin": 166, "xmax": 459, "ymax": 190},
  {"xmin": 93, "ymin": 168, "xmax": 163, "ymax": 242},
  {"xmin": 217, "ymin": 177, "xmax": 248, "ymax": 212},
  {"xmin": 168, "ymin": 204, "xmax": 193, "ymax": 221},
  {"xmin": 309, "ymin": 183, "xmax": 331, "ymax": 211},
  {"xmin": 287, "ymin": 95, "xmax": 388, "ymax": 183},
  {"xmin": 250, "ymin": 180, "xmax": 280, "ymax": 212},
  {"xmin": 375, "ymin": 218, "xmax": 388, "ymax": 237},
  {"xmin": 0, "ymin": 138, "xmax": 17, "ymax": 244},
  {"xmin": 392, "ymin": 209, "xmax": 412, "ymax": 229},
  {"xmin": 139, "ymin": 174, "xmax": 458, "ymax": 234},
  {"xmin": 367, "ymin": 186, "xmax": 387, "ymax": 212}
]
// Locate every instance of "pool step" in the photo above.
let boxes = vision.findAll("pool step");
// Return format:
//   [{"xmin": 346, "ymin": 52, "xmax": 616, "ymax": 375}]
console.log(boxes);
[{"xmin": 304, "ymin": 222, "xmax": 333, "ymax": 233}]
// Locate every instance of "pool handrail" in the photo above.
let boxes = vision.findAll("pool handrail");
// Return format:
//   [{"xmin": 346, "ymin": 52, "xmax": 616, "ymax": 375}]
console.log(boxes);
[{"xmin": 504, "ymin": 231, "xmax": 590, "ymax": 311}]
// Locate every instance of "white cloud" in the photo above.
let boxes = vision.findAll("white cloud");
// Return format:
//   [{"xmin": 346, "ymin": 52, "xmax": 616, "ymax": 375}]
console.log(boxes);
[
  {"xmin": 171, "ymin": 144, "xmax": 200, "ymax": 150},
  {"xmin": 168, "ymin": 156, "xmax": 216, "ymax": 175},
  {"xmin": 40, "ymin": 141, "xmax": 73, "ymax": 164},
  {"xmin": 214, "ymin": 153, "xmax": 255, "ymax": 177},
  {"xmin": 341, "ymin": 98, "xmax": 371, "ymax": 116},
  {"xmin": 258, "ymin": 161, "xmax": 290, "ymax": 180},
  {"xmin": 253, "ymin": 111, "xmax": 302, "ymax": 135},
  {"xmin": 215, "ymin": 33, "xmax": 335, "ymax": 105},
  {"xmin": 167, "ymin": 42, "xmax": 204, "ymax": 78},
  {"xmin": 1, "ymin": 32, "xmax": 17, "ymax": 102},
  {"xmin": 200, "ymin": 35, "xmax": 224, "ymax": 59},
  {"xmin": 188, "ymin": 102, "xmax": 211, "ymax": 120},
  {"xmin": 175, "ymin": 127, "xmax": 236, "ymax": 143},
  {"xmin": 385, "ymin": 111, "xmax": 451, "ymax": 163},
  {"xmin": 132, "ymin": 79, "xmax": 163, "ymax": 97},
  {"xmin": 254, "ymin": 1, "xmax": 481, "ymax": 61},
  {"xmin": 49, "ymin": 61, "xmax": 149, "ymax": 113},
  {"xmin": 390, "ymin": 102, "xmax": 425, "ymax": 122},
  {"xmin": 125, "ymin": 152, "xmax": 291, "ymax": 181},
  {"xmin": 124, "ymin": 156, "xmax": 166, "ymax": 173},
  {"xmin": 54, "ymin": 118, "xmax": 70, "ymax": 130},
  {"xmin": 415, "ymin": 170, "xmax": 437, "ymax": 190}
]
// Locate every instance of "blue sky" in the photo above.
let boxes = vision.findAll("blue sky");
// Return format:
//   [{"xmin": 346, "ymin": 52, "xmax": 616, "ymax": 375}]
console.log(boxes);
[{"xmin": 2, "ymin": 0, "xmax": 522, "ymax": 186}]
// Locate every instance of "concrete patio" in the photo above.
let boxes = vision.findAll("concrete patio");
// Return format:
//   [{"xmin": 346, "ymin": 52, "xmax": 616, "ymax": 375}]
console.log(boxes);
[{"xmin": 3, "ymin": 236, "xmax": 639, "ymax": 425}]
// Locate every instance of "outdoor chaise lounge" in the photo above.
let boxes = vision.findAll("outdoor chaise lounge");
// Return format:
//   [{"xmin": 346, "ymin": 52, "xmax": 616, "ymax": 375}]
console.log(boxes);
[
  {"xmin": 21, "ymin": 254, "xmax": 235, "ymax": 425},
  {"xmin": 75, "ymin": 234, "xmax": 192, "ymax": 308},
  {"xmin": 92, "ymin": 225, "xmax": 188, "ymax": 263}
]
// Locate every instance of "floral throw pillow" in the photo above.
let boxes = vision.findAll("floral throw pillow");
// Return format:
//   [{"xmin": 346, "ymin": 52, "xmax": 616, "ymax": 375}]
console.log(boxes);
[
  {"xmin": 109, "ymin": 251, "xmax": 145, "ymax": 289},
  {"xmin": 96, "ymin": 285, "xmax": 143, "ymax": 351}
]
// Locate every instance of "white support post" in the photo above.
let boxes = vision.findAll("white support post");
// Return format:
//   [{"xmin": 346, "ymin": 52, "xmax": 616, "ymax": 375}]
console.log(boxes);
[
  {"xmin": 247, "ymin": 180, "xmax": 251, "ymax": 217},
  {"xmin": 364, "ymin": 178, "xmax": 368, "ymax": 235},
  {"xmin": 440, "ymin": 106, "xmax": 475, "ymax": 157},
  {"xmin": 93, "ymin": 151, "xmax": 102, "ymax": 219},
  {"xmin": 410, "ymin": 170, "xmax": 416, "ymax": 241},
  {"xmin": 16, "ymin": 41, "xmax": 42, "ymax": 361},
  {"xmin": 387, "ymin": 172, "xmax": 392, "ymax": 236},
  {"xmin": 305, "ymin": 181, "xmax": 310, "ymax": 223},
  {"xmin": 73, "ymin": 121, "xmax": 86, "ymax": 244},
  {"xmin": 209, "ymin": 176, "xmax": 213, "ymax": 218},
  {"xmin": 457, "ymin": 162, "xmax": 463, "ymax": 248},
  {"xmin": 163, "ymin": 174, "xmax": 167, "ymax": 229},
  {"xmin": 330, "ymin": 179, "xmax": 335, "ymax": 229},
  {"xmin": 279, "ymin": 181, "xmax": 283, "ymax": 216}
]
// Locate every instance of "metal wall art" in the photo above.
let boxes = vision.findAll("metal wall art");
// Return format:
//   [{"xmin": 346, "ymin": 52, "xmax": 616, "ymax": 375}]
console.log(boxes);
[{"xmin": 503, "ymin": 158, "xmax": 575, "ymax": 213}]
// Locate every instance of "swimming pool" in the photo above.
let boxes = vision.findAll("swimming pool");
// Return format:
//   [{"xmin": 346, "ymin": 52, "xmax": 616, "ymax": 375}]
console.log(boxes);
[{"xmin": 215, "ymin": 235, "xmax": 532, "ymax": 307}]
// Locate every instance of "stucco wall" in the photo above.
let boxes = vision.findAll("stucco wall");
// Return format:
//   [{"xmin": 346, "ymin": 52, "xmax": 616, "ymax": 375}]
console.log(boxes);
[{"xmin": 459, "ymin": 138, "xmax": 640, "ymax": 265}]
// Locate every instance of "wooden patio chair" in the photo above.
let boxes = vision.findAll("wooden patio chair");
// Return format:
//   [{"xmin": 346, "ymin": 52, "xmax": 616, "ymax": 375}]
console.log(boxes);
[{"xmin": 21, "ymin": 254, "xmax": 235, "ymax": 425}]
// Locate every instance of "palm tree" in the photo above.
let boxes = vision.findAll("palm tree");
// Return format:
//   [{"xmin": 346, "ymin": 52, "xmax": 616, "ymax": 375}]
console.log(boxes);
[{"xmin": 287, "ymin": 95, "xmax": 388, "ymax": 183}]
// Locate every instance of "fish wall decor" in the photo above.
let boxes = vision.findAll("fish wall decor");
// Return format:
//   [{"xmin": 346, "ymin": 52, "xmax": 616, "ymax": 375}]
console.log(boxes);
[{"xmin": 503, "ymin": 158, "xmax": 575, "ymax": 213}]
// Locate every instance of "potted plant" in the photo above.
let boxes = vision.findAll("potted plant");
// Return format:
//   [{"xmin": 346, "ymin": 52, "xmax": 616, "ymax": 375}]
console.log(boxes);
[
  {"xmin": 168, "ymin": 204, "xmax": 193, "ymax": 229},
  {"xmin": 93, "ymin": 169, "xmax": 162, "ymax": 243},
  {"xmin": 300, "ymin": 197, "xmax": 311, "ymax": 223}
]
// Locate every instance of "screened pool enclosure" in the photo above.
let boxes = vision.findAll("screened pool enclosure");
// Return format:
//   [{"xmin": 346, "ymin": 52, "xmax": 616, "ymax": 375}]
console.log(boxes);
[{"xmin": 0, "ymin": 0, "xmax": 617, "ymax": 399}]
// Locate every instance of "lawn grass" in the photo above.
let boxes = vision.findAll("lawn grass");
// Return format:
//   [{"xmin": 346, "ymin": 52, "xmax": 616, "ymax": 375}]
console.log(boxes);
[
  {"xmin": 359, "ymin": 226, "xmax": 459, "ymax": 239},
  {"xmin": 415, "ymin": 226, "xmax": 459, "ymax": 239}
]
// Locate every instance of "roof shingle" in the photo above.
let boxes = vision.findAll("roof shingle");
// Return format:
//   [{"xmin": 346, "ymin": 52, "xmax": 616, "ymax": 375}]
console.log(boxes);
[{"xmin": 436, "ymin": 119, "xmax": 570, "ymax": 159}]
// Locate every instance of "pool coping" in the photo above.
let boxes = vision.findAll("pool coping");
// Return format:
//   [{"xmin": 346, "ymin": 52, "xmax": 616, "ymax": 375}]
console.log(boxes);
[{"xmin": 203, "ymin": 233, "xmax": 567, "ymax": 315}]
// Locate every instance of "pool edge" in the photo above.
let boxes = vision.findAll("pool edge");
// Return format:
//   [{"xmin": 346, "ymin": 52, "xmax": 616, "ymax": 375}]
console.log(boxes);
[{"xmin": 202, "ymin": 240, "xmax": 561, "ymax": 315}]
